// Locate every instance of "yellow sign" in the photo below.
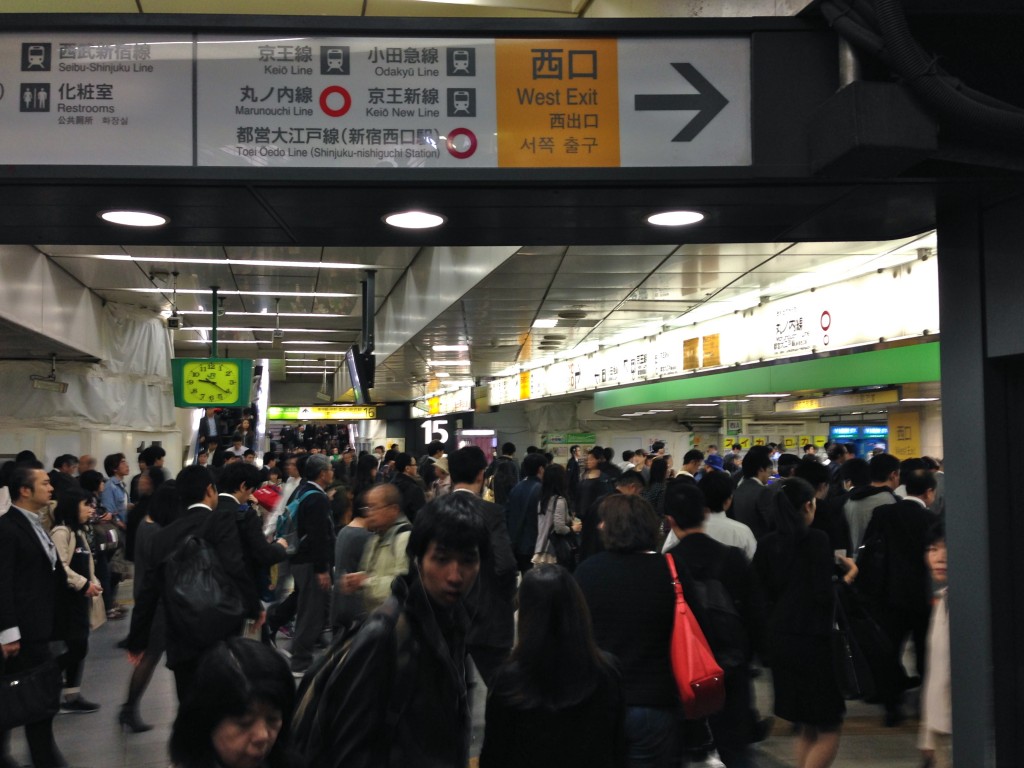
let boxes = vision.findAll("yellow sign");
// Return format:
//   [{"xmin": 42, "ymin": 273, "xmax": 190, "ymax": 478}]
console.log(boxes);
[
  {"xmin": 266, "ymin": 405, "xmax": 377, "ymax": 420},
  {"xmin": 723, "ymin": 437, "xmax": 736, "ymax": 449},
  {"xmin": 702, "ymin": 334, "xmax": 721, "ymax": 367},
  {"xmin": 496, "ymin": 39, "xmax": 620, "ymax": 168},
  {"xmin": 738, "ymin": 436, "xmax": 751, "ymax": 450},
  {"xmin": 683, "ymin": 338, "xmax": 700, "ymax": 370},
  {"xmin": 753, "ymin": 436, "xmax": 767, "ymax": 447},
  {"xmin": 799, "ymin": 435, "xmax": 811, "ymax": 447},
  {"xmin": 428, "ymin": 397, "xmax": 441, "ymax": 416},
  {"xmin": 814, "ymin": 435, "xmax": 828, "ymax": 448},
  {"xmin": 519, "ymin": 370, "xmax": 531, "ymax": 400},
  {"xmin": 783, "ymin": 436, "xmax": 797, "ymax": 450},
  {"xmin": 889, "ymin": 410, "xmax": 921, "ymax": 459}
]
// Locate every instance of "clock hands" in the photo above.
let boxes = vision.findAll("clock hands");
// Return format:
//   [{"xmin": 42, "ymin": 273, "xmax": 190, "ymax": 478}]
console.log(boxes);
[{"xmin": 198, "ymin": 377, "xmax": 230, "ymax": 394}]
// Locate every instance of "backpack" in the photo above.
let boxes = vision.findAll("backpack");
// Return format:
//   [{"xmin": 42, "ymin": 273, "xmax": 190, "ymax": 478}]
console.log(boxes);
[
  {"xmin": 275, "ymin": 488, "xmax": 322, "ymax": 556},
  {"xmin": 162, "ymin": 529, "xmax": 246, "ymax": 649},
  {"xmin": 292, "ymin": 598, "xmax": 414, "ymax": 764},
  {"xmin": 686, "ymin": 568, "xmax": 749, "ymax": 672}
]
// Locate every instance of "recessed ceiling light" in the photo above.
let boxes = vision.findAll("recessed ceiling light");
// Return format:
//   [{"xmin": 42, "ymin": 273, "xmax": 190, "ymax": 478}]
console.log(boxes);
[
  {"xmin": 532, "ymin": 319, "xmax": 558, "ymax": 328},
  {"xmin": 383, "ymin": 210, "xmax": 445, "ymax": 229},
  {"xmin": 647, "ymin": 210, "xmax": 704, "ymax": 227},
  {"xmin": 99, "ymin": 210, "xmax": 168, "ymax": 227},
  {"xmin": 687, "ymin": 403, "xmax": 720, "ymax": 407},
  {"xmin": 426, "ymin": 359, "xmax": 468, "ymax": 366},
  {"xmin": 747, "ymin": 393, "xmax": 791, "ymax": 398},
  {"xmin": 714, "ymin": 399, "xmax": 750, "ymax": 403},
  {"xmin": 432, "ymin": 344, "xmax": 469, "ymax": 352},
  {"xmin": 900, "ymin": 397, "xmax": 939, "ymax": 402},
  {"xmin": 434, "ymin": 372, "xmax": 451, "ymax": 378}
]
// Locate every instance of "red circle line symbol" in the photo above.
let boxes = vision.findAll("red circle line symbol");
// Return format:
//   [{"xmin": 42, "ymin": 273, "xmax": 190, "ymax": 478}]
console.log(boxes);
[
  {"xmin": 319, "ymin": 86, "xmax": 351, "ymax": 118},
  {"xmin": 446, "ymin": 128, "xmax": 477, "ymax": 160},
  {"xmin": 820, "ymin": 310, "xmax": 832, "ymax": 331}
]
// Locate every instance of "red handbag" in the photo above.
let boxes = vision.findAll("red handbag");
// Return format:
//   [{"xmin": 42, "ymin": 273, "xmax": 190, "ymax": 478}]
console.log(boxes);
[{"xmin": 665, "ymin": 554, "xmax": 726, "ymax": 719}]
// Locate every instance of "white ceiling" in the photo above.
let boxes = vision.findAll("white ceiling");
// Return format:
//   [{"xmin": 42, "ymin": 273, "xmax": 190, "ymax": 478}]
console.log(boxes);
[{"xmin": 9, "ymin": 0, "xmax": 945, "ymax": 413}]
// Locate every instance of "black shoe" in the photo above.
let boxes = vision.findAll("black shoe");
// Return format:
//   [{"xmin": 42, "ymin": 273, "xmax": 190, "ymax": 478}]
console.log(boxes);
[
  {"xmin": 883, "ymin": 710, "xmax": 906, "ymax": 728},
  {"xmin": 753, "ymin": 716, "xmax": 775, "ymax": 743},
  {"xmin": 115, "ymin": 637, "xmax": 129, "ymax": 649},
  {"xmin": 118, "ymin": 704, "xmax": 153, "ymax": 733},
  {"xmin": 60, "ymin": 698, "xmax": 100, "ymax": 714}
]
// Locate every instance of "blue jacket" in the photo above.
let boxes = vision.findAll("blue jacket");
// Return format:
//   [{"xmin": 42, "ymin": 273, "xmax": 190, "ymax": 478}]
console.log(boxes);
[{"xmin": 504, "ymin": 475, "xmax": 542, "ymax": 558}]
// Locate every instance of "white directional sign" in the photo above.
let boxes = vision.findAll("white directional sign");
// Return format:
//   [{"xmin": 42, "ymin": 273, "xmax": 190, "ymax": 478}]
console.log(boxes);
[
  {"xmin": 196, "ymin": 36, "xmax": 498, "ymax": 168},
  {"xmin": 0, "ymin": 34, "xmax": 193, "ymax": 165},
  {"xmin": 0, "ymin": 32, "xmax": 752, "ymax": 168}
]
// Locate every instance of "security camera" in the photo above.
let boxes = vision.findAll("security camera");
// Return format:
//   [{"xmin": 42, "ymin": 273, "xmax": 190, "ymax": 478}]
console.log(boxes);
[{"xmin": 166, "ymin": 315, "xmax": 181, "ymax": 330}]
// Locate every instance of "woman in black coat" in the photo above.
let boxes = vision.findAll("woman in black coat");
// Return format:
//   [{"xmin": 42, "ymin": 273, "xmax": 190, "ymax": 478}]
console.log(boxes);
[
  {"xmin": 751, "ymin": 477, "xmax": 858, "ymax": 768},
  {"xmin": 480, "ymin": 565, "xmax": 625, "ymax": 768}
]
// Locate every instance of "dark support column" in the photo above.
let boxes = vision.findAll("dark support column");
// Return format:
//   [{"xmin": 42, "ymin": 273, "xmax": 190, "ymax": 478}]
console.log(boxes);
[{"xmin": 937, "ymin": 187, "xmax": 1024, "ymax": 768}]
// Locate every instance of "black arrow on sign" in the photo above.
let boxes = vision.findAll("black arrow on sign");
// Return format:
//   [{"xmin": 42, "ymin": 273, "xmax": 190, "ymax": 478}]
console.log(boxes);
[{"xmin": 634, "ymin": 63, "xmax": 728, "ymax": 142}]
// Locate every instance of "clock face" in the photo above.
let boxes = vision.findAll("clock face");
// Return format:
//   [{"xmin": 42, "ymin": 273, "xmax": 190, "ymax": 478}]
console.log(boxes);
[{"xmin": 182, "ymin": 360, "xmax": 241, "ymax": 405}]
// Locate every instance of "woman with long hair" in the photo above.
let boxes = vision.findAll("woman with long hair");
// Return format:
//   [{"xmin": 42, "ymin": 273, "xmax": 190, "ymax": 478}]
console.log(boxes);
[
  {"xmin": 480, "ymin": 565, "xmax": 625, "ymax": 768},
  {"xmin": 119, "ymin": 480, "xmax": 180, "ymax": 733},
  {"xmin": 125, "ymin": 466, "xmax": 165, "ymax": 563},
  {"xmin": 350, "ymin": 453, "xmax": 379, "ymax": 504},
  {"xmin": 533, "ymin": 463, "xmax": 581, "ymax": 569},
  {"xmin": 642, "ymin": 457, "xmax": 669, "ymax": 514},
  {"xmin": 752, "ymin": 477, "xmax": 857, "ymax": 768},
  {"xmin": 170, "ymin": 638, "xmax": 300, "ymax": 768},
  {"xmin": 49, "ymin": 487, "xmax": 103, "ymax": 714},
  {"xmin": 575, "ymin": 494, "xmax": 680, "ymax": 768}
]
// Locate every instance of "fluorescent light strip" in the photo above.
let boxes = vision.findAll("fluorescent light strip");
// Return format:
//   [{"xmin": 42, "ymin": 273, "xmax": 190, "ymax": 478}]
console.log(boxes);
[
  {"xmin": 176, "ymin": 310, "xmax": 346, "ymax": 318},
  {"xmin": 427, "ymin": 360, "xmax": 469, "ymax": 366},
  {"xmin": 687, "ymin": 403, "xmax": 720, "ymax": 407},
  {"xmin": 183, "ymin": 339, "xmax": 339, "ymax": 345},
  {"xmin": 900, "ymin": 397, "xmax": 939, "ymax": 402},
  {"xmin": 714, "ymin": 399, "xmax": 750, "ymax": 403},
  {"xmin": 127, "ymin": 288, "xmax": 356, "ymax": 298},
  {"xmin": 183, "ymin": 327, "xmax": 345, "ymax": 334},
  {"xmin": 432, "ymin": 344, "xmax": 469, "ymax": 352},
  {"xmin": 747, "ymin": 393, "xmax": 791, "ymax": 398},
  {"xmin": 80, "ymin": 254, "xmax": 368, "ymax": 270}
]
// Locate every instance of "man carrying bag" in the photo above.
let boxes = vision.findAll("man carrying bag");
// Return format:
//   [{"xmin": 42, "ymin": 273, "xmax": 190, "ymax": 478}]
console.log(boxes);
[{"xmin": 0, "ymin": 466, "xmax": 68, "ymax": 768}]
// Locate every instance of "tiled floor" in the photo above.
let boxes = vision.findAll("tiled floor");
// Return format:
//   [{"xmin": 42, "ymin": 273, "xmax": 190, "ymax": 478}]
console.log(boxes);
[{"xmin": 7, "ymin": 607, "xmax": 924, "ymax": 768}]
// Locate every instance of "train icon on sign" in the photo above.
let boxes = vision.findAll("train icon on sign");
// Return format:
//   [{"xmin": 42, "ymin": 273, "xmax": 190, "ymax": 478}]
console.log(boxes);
[
  {"xmin": 319, "ymin": 46, "xmax": 350, "ymax": 76},
  {"xmin": 446, "ymin": 48, "xmax": 475, "ymax": 76},
  {"xmin": 21, "ymin": 43, "xmax": 51, "ymax": 71},
  {"xmin": 446, "ymin": 88, "xmax": 476, "ymax": 117}
]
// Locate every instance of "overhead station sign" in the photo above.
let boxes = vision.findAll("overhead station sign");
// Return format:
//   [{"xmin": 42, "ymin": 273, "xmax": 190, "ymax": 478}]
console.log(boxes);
[
  {"xmin": 0, "ymin": 35, "xmax": 192, "ymax": 165},
  {"xmin": 0, "ymin": 32, "xmax": 751, "ymax": 168}
]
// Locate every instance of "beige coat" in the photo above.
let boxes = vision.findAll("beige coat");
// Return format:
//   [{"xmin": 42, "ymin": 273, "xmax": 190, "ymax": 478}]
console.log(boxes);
[{"xmin": 50, "ymin": 525, "xmax": 99, "ymax": 592}]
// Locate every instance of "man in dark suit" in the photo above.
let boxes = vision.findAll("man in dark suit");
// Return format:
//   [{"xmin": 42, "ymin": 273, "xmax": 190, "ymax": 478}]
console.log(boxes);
[
  {"xmin": 126, "ymin": 465, "xmax": 252, "ymax": 703},
  {"xmin": 283, "ymin": 454, "xmax": 335, "ymax": 677},
  {"xmin": 664, "ymin": 481, "xmax": 759, "ymax": 768},
  {"xmin": 447, "ymin": 446, "xmax": 517, "ymax": 687},
  {"xmin": 216, "ymin": 462, "xmax": 287, "ymax": 621},
  {"xmin": 197, "ymin": 406, "xmax": 221, "ymax": 456},
  {"xmin": 0, "ymin": 467, "xmax": 69, "ymax": 768},
  {"xmin": 861, "ymin": 471, "xmax": 939, "ymax": 725},
  {"xmin": 730, "ymin": 446, "xmax": 775, "ymax": 540},
  {"xmin": 47, "ymin": 455, "xmax": 78, "ymax": 499}
]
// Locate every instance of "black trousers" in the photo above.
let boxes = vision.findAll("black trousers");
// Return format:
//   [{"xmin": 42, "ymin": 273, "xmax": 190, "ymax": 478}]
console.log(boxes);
[
  {"xmin": 876, "ymin": 605, "xmax": 930, "ymax": 712},
  {"xmin": 0, "ymin": 643, "xmax": 65, "ymax": 768}
]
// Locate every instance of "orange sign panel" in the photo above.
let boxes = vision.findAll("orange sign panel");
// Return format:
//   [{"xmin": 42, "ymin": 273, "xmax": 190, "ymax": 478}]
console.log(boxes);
[
  {"xmin": 519, "ymin": 370, "xmax": 531, "ymax": 400},
  {"xmin": 495, "ymin": 38, "xmax": 620, "ymax": 168},
  {"xmin": 702, "ymin": 334, "xmax": 721, "ymax": 367},
  {"xmin": 683, "ymin": 338, "xmax": 700, "ymax": 370}
]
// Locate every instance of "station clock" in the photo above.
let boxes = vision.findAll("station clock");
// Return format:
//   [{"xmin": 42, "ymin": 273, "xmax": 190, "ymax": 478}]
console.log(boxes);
[{"xmin": 171, "ymin": 358, "xmax": 253, "ymax": 408}]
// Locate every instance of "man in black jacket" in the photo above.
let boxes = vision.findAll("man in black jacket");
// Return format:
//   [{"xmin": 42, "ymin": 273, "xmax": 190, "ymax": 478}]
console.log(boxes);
[
  {"xmin": 391, "ymin": 453, "xmax": 427, "ymax": 523},
  {"xmin": 0, "ymin": 467, "xmax": 69, "ymax": 768},
  {"xmin": 448, "ymin": 445, "xmax": 517, "ymax": 686},
  {"xmin": 861, "ymin": 471, "xmax": 938, "ymax": 726},
  {"xmin": 730, "ymin": 446, "xmax": 774, "ymax": 540},
  {"xmin": 217, "ymin": 462, "xmax": 288, "ymax": 622},
  {"xmin": 504, "ymin": 452, "xmax": 546, "ymax": 575},
  {"xmin": 664, "ymin": 480, "xmax": 759, "ymax": 766},
  {"xmin": 126, "ymin": 465, "xmax": 251, "ymax": 703},
  {"xmin": 285, "ymin": 454, "xmax": 335, "ymax": 676}
]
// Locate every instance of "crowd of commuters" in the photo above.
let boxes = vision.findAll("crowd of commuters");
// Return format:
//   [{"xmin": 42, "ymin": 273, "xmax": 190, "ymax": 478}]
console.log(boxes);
[{"xmin": 0, "ymin": 433, "xmax": 952, "ymax": 768}]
